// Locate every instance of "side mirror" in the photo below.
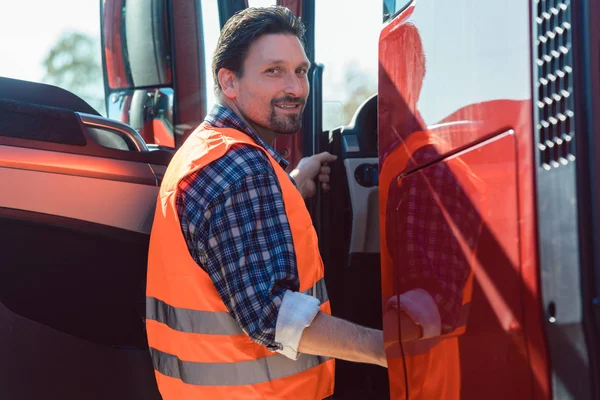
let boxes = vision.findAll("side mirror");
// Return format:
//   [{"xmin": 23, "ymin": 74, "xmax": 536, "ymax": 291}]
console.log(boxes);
[
  {"xmin": 101, "ymin": 0, "xmax": 175, "ymax": 148},
  {"xmin": 101, "ymin": 0, "xmax": 219, "ymax": 149},
  {"xmin": 101, "ymin": 0, "xmax": 172, "ymax": 90}
]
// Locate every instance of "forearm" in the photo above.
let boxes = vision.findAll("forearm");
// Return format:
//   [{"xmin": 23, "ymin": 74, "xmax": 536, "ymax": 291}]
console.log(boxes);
[{"xmin": 297, "ymin": 312, "xmax": 387, "ymax": 367}]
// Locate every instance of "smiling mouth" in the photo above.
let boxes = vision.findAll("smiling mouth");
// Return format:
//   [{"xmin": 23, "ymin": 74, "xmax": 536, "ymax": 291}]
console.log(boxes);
[{"xmin": 274, "ymin": 103, "xmax": 301, "ymax": 110}]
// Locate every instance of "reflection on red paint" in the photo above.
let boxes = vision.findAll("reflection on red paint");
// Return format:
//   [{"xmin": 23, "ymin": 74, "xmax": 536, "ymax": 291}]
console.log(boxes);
[
  {"xmin": 379, "ymin": 4, "xmax": 550, "ymax": 399},
  {"xmin": 152, "ymin": 120, "xmax": 175, "ymax": 148}
]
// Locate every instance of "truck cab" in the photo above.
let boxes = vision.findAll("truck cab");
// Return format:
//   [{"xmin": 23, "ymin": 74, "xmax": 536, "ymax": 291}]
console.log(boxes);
[{"xmin": 0, "ymin": 1, "xmax": 599, "ymax": 399}]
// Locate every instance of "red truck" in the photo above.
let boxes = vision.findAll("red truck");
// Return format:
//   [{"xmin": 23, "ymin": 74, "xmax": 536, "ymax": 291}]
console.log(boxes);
[{"xmin": 0, "ymin": 0, "xmax": 598, "ymax": 399}]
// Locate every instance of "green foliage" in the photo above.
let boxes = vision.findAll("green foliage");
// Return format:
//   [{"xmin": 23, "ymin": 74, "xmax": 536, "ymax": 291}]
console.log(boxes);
[
  {"xmin": 42, "ymin": 31, "xmax": 106, "ymax": 115},
  {"xmin": 342, "ymin": 64, "xmax": 377, "ymax": 123}
]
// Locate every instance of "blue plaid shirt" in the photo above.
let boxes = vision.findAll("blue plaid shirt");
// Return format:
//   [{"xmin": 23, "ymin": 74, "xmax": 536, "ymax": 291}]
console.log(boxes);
[{"xmin": 176, "ymin": 104, "xmax": 299, "ymax": 350}]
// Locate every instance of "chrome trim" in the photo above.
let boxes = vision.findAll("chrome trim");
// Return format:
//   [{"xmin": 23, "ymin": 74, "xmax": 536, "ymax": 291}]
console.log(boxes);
[
  {"xmin": 0, "ymin": 144, "xmax": 157, "ymax": 185},
  {"xmin": 426, "ymin": 120, "xmax": 483, "ymax": 131},
  {"xmin": 78, "ymin": 113, "xmax": 149, "ymax": 152}
]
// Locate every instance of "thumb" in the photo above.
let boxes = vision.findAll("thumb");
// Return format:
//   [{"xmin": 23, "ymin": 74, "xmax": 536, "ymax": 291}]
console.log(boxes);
[
  {"xmin": 313, "ymin": 151, "xmax": 338, "ymax": 163},
  {"xmin": 386, "ymin": 295, "xmax": 399, "ymax": 311}
]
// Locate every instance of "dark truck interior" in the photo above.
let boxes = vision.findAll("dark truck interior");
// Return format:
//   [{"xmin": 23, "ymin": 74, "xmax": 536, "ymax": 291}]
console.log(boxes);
[{"xmin": 317, "ymin": 95, "xmax": 389, "ymax": 399}]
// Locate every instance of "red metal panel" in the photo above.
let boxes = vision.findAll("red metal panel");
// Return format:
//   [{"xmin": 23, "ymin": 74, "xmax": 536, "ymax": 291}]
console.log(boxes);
[
  {"xmin": 276, "ymin": 0, "xmax": 301, "ymax": 16},
  {"xmin": 380, "ymin": 128, "xmax": 536, "ymax": 399},
  {"xmin": 378, "ymin": 1, "xmax": 550, "ymax": 398},
  {"xmin": 171, "ymin": 0, "xmax": 207, "ymax": 145},
  {"xmin": 103, "ymin": 0, "xmax": 130, "ymax": 89}
]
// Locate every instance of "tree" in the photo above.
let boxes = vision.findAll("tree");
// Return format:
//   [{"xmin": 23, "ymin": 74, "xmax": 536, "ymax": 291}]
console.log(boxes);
[
  {"xmin": 341, "ymin": 63, "xmax": 377, "ymax": 123},
  {"xmin": 42, "ymin": 31, "xmax": 106, "ymax": 115}
]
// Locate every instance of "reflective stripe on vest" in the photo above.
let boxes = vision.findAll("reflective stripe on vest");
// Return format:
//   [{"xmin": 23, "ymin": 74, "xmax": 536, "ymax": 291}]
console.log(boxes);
[
  {"xmin": 146, "ymin": 277, "xmax": 329, "ymax": 336},
  {"xmin": 151, "ymin": 348, "xmax": 331, "ymax": 386}
]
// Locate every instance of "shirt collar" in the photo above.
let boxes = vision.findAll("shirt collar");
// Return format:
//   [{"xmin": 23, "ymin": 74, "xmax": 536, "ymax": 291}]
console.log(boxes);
[{"xmin": 204, "ymin": 104, "xmax": 289, "ymax": 169}]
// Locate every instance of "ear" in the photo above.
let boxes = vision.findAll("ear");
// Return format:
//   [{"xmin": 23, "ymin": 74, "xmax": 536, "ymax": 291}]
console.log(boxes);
[{"xmin": 217, "ymin": 68, "xmax": 237, "ymax": 100}]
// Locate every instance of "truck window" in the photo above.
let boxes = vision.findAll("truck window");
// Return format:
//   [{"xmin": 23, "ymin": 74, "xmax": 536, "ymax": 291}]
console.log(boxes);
[
  {"xmin": 201, "ymin": 0, "xmax": 221, "ymax": 113},
  {"xmin": 0, "ymin": 1, "xmax": 105, "ymax": 115},
  {"xmin": 315, "ymin": 0, "xmax": 380, "ymax": 131},
  {"xmin": 202, "ymin": 0, "xmax": 275, "ymax": 114},
  {"xmin": 248, "ymin": 0, "xmax": 276, "ymax": 6}
]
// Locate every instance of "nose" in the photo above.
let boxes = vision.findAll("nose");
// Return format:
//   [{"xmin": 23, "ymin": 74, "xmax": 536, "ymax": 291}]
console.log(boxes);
[{"xmin": 283, "ymin": 73, "xmax": 304, "ymax": 98}]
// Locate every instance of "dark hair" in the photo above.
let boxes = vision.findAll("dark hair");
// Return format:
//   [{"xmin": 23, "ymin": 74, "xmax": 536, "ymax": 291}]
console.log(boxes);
[{"xmin": 212, "ymin": 6, "xmax": 306, "ymax": 93}]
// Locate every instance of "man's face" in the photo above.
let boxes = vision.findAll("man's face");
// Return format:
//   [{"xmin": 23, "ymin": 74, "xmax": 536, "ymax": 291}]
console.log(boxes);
[{"xmin": 230, "ymin": 34, "xmax": 310, "ymax": 135}]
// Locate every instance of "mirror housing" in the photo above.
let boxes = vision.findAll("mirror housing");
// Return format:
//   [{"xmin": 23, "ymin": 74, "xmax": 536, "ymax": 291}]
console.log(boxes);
[
  {"xmin": 100, "ymin": 0, "xmax": 207, "ymax": 148},
  {"xmin": 101, "ymin": 0, "xmax": 172, "ymax": 90}
]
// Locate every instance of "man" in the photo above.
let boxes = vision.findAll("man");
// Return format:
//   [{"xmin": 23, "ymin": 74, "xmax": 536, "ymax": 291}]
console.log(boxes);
[{"xmin": 146, "ymin": 6, "xmax": 421, "ymax": 399}]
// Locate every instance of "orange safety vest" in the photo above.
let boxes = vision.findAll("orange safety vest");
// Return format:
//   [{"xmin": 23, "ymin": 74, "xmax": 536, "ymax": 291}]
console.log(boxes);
[
  {"xmin": 380, "ymin": 130, "xmax": 481, "ymax": 400},
  {"xmin": 146, "ymin": 125, "xmax": 335, "ymax": 400}
]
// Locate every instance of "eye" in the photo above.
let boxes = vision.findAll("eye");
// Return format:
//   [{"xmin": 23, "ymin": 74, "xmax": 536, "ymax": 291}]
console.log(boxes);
[
  {"xmin": 296, "ymin": 68, "xmax": 308, "ymax": 75},
  {"xmin": 265, "ymin": 67, "xmax": 281, "ymax": 74}
]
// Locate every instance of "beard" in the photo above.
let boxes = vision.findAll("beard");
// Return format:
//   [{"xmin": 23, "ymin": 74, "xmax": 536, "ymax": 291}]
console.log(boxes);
[{"xmin": 268, "ymin": 96, "xmax": 306, "ymax": 134}]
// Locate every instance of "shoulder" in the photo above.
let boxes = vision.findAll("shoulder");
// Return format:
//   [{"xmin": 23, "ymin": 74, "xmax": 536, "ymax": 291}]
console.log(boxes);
[{"xmin": 178, "ymin": 144, "xmax": 275, "ymax": 204}]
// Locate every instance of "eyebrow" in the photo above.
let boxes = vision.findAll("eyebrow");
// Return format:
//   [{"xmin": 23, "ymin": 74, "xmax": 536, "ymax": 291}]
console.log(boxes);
[{"xmin": 265, "ymin": 59, "xmax": 312, "ymax": 69}]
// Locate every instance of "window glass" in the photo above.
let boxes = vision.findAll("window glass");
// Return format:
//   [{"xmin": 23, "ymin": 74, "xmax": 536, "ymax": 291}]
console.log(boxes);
[
  {"xmin": 0, "ymin": 1, "xmax": 106, "ymax": 115},
  {"xmin": 315, "ymin": 0, "xmax": 381, "ymax": 130},
  {"xmin": 247, "ymin": 0, "xmax": 276, "ymax": 7},
  {"xmin": 202, "ymin": 0, "xmax": 275, "ymax": 114},
  {"xmin": 201, "ymin": 0, "xmax": 222, "ymax": 114}
]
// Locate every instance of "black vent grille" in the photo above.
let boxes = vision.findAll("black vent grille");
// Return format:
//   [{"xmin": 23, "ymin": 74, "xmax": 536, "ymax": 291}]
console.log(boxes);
[{"xmin": 535, "ymin": 0, "xmax": 575, "ymax": 169}]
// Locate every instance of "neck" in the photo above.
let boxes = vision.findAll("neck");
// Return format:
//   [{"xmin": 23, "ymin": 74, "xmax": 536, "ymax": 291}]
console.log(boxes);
[{"xmin": 218, "ymin": 98, "xmax": 278, "ymax": 146}]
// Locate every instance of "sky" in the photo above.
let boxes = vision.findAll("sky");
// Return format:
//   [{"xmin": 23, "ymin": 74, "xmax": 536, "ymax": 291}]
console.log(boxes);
[
  {"xmin": 0, "ymin": 0, "xmax": 530, "ymax": 126},
  {"xmin": 0, "ymin": 0, "xmax": 102, "ymax": 82},
  {"xmin": 0, "ymin": 0, "xmax": 381, "ymax": 124}
]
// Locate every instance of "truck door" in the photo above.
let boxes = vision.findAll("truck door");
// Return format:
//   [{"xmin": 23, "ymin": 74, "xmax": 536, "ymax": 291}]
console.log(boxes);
[
  {"xmin": 0, "ymin": 76, "xmax": 169, "ymax": 399},
  {"xmin": 377, "ymin": 0, "xmax": 600, "ymax": 398}
]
